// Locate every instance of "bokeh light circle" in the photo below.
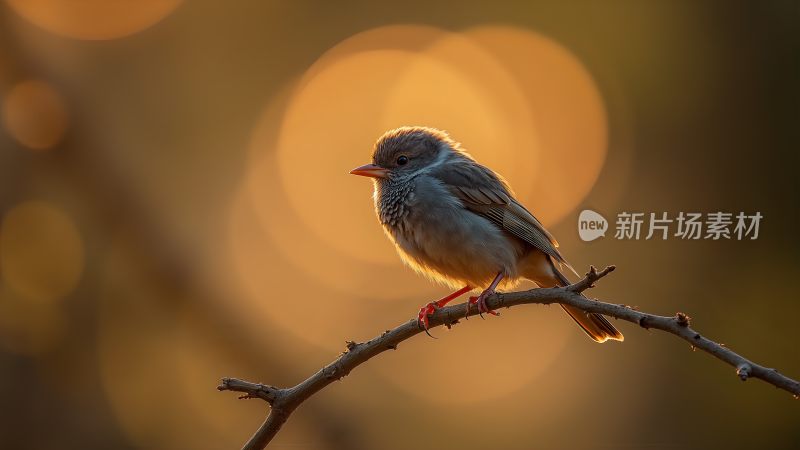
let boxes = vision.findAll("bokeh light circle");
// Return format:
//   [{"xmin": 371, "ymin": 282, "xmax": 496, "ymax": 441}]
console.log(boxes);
[
  {"xmin": 274, "ymin": 25, "xmax": 539, "ymax": 267},
  {"xmin": 5, "ymin": 0, "xmax": 182, "ymax": 40},
  {"xmin": 2, "ymin": 80, "xmax": 68, "ymax": 150},
  {"xmin": 377, "ymin": 31, "xmax": 540, "ymax": 202},
  {"xmin": 0, "ymin": 201, "xmax": 84, "ymax": 303},
  {"xmin": 465, "ymin": 25, "xmax": 610, "ymax": 225}
]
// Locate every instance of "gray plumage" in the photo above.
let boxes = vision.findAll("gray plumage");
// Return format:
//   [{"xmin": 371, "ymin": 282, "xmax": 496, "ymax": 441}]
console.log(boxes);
[{"xmin": 362, "ymin": 126, "xmax": 622, "ymax": 343}]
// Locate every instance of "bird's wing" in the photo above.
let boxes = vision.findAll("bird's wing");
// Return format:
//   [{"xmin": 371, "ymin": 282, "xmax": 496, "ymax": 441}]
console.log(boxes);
[{"xmin": 429, "ymin": 157, "xmax": 573, "ymax": 270}]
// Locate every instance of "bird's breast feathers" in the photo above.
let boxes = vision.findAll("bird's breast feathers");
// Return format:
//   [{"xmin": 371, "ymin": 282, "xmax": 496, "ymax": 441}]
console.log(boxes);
[{"xmin": 376, "ymin": 175, "xmax": 522, "ymax": 288}]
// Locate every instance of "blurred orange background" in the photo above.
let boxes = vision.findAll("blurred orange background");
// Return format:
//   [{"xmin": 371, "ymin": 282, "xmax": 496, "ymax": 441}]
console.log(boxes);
[{"xmin": 0, "ymin": 1, "xmax": 798, "ymax": 449}]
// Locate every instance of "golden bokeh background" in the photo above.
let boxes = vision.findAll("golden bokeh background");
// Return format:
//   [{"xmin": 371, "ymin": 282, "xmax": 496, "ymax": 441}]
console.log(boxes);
[
  {"xmin": 1, "ymin": 1, "xmax": 798, "ymax": 449},
  {"xmin": 2, "ymin": 80, "xmax": 68, "ymax": 150},
  {"xmin": 5, "ymin": 0, "xmax": 183, "ymax": 40}
]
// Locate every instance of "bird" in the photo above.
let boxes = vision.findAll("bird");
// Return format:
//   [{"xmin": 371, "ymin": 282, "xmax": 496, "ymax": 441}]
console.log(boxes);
[{"xmin": 350, "ymin": 126, "xmax": 623, "ymax": 343}]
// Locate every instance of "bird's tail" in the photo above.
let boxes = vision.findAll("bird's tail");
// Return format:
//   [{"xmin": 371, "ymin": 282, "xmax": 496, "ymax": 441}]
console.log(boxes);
[{"xmin": 549, "ymin": 257, "xmax": 623, "ymax": 343}]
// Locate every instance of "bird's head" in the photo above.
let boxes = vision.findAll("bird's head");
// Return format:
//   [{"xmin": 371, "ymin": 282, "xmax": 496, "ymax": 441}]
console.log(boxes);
[{"xmin": 350, "ymin": 126, "xmax": 456, "ymax": 180}]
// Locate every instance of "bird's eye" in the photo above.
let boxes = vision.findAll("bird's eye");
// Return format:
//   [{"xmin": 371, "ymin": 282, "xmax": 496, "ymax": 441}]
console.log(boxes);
[{"xmin": 396, "ymin": 155, "xmax": 409, "ymax": 166}]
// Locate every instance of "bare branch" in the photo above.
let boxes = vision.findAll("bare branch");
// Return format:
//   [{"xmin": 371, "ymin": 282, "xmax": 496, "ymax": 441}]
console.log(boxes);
[
  {"xmin": 217, "ymin": 379, "xmax": 282, "ymax": 403},
  {"xmin": 219, "ymin": 265, "xmax": 799, "ymax": 449}
]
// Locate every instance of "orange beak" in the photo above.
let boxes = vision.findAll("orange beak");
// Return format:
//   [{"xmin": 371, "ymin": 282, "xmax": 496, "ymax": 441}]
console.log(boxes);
[{"xmin": 349, "ymin": 163, "xmax": 389, "ymax": 179}]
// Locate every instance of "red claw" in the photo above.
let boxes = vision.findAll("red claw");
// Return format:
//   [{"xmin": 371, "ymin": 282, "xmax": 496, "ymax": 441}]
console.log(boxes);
[
  {"xmin": 465, "ymin": 272, "xmax": 504, "ymax": 319},
  {"xmin": 417, "ymin": 285, "xmax": 472, "ymax": 338},
  {"xmin": 468, "ymin": 295, "xmax": 500, "ymax": 319},
  {"xmin": 417, "ymin": 303, "xmax": 437, "ymax": 338}
]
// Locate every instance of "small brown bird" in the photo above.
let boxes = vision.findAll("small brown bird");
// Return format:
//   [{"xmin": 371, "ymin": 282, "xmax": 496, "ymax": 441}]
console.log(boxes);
[{"xmin": 350, "ymin": 126, "xmax": 623, "ymax": 343}]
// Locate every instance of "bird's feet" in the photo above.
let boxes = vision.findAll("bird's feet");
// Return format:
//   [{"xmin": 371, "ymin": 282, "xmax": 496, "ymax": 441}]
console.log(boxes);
[
  {"xmin": 467, "ymin": 289, "xmax": 500, "ymax": 319},
  {"xmin": 417, "ymin": 285, "xmax": 472, "ymax": 338},
  {"xmin": 466, "ymin": 272, "xmax": 504, "ymax": 319},
  {"xmin": 417, "ymin": 302, "xmax": 440, "ymax": 338}
]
